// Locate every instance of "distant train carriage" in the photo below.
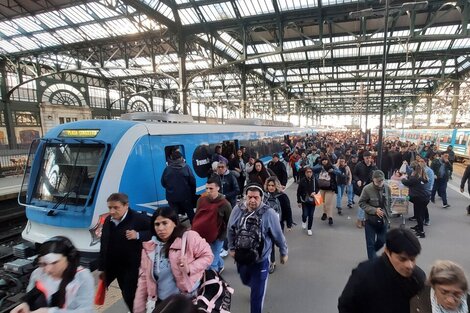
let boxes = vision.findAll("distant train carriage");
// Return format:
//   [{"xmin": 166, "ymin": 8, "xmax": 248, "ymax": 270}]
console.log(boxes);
[
  {"xmin": 384, "ymin": 128, "xmax": 470, "ymax": 161},
  {"xmin": 18, "ymin": 114, "xmax": 310, "ymax": 267}
]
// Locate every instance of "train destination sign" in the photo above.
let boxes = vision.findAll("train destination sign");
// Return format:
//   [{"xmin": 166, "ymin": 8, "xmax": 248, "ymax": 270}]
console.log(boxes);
[{"xmin": 59, "ymin": 129, "xmax": 100, "ymax": 138}]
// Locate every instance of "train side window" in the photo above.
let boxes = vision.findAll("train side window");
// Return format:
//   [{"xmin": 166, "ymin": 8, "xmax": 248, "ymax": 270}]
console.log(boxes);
[
  {"xmin": 165, "ymin": 145, "xmax": 185, "ymax": 161},
  {"xmin": 222, "ymin": 140, "xmax": 238, "ymax": 160}
]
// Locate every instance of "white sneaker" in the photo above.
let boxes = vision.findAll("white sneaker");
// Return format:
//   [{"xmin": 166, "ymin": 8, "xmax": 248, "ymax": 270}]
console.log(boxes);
[
  {"xmin": 302, "ymin": 222, "xmax": 307, "ymax": 229},
  {"xmin": 219, "ymin": 249, "xmax": 228, "ymax": 258},
  {"xmin": 307, "ymin": 230, "xmax": 313, "ymax": 236}
]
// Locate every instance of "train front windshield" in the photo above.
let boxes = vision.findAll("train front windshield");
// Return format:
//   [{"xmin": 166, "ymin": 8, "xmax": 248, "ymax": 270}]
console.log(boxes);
[{"xmin": 32, "ymin": 142, "xmax": 105, "ymax": 207}]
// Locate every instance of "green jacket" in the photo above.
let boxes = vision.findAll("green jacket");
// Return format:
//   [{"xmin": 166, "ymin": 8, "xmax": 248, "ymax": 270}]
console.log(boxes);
[{"xmin": 358, "ymin": 182, "xmax": 392, "ymax": 223}]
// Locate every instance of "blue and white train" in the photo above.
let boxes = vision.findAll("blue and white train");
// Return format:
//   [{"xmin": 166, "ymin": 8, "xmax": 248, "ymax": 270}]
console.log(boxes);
[
  {"xmin": 384, "ymin": 128, "xmax": 470, "ymax": 161},
  {"xmin": 18, "ymin": 115, "xmax": 310, "ymax": 266}
]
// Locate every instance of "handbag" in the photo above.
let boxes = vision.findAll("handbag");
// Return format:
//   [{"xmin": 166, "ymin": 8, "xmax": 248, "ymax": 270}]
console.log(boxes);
[
  {"xmin": 366, "ymin": 214, "xmax": 384, "ymax": 230},
  {"xmin": 94, "ymin": 277, "xmax": 106, "ymax": 305},
  {"xmin": 313, "ymin": 194, "xmax": 323, "ymax": 206},
  {"xmin": 181, "ymin": 232, "xmax": 234, "ymax": 313}
]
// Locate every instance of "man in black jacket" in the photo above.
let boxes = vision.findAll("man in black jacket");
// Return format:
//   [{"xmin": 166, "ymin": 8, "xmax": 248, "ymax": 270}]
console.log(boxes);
[
  {"xmin": 161, "ymin": 151, "xmax": 197, "ymax": 223},
  {"xmin": 98, "ymin": 193, "xmax": 151, "ymax": 313},
  {"xmin": 212, "ymin": 160, "xmax": 239, "ymax": 207},
  {"xmin": 338, "ymin": 228, "xmax": 426, "ymax": 313},
  {"xmin": 268, "ymin": 153, "xmax": 288, "ymax": 187},
  {"xmin": 353, "ymin": 151, "xmax": 378, "ymax": 227},
  {"xmin": 460, "ymin": 164, "xmax": 470, "ymax": 214}
]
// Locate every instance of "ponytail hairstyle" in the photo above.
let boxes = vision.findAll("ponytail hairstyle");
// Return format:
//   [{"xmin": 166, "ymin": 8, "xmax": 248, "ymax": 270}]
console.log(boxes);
[{"xmin": 37, "ymin": 236, "xmax": 80, "ymax": 308}]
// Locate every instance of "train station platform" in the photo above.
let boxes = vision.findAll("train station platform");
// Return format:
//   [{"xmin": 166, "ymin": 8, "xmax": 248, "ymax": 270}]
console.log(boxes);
[
  {"xmin": 98, "ymin": 164, "xmax": 470, "ymax": 313},
  {"xmin": 0, "ymin": 176, "xmax": 23, "ymax": 201}
]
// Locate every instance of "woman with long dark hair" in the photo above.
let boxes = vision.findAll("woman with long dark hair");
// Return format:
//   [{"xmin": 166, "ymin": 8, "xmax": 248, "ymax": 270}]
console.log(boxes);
[
  {"xmin": 248, "ymin": 159, "xmax": 271, "ymax": 186},
  {"xmin": 11, "ymin": 236, "xmax": 94, "ymax": 313},
  {"xmin": 133, "ymin": 207, "xmax": 212, "ymax": 313},
  {"xmin": 402, "ymin": 161, "xmax": 429, "ymax": 238}
]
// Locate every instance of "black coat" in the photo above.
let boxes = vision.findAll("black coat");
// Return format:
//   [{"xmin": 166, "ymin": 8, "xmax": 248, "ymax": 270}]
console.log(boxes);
[
  {"xmin": 161, "ymin": 159, "xmax": 196, "ymax": 203},
  {"xmin": 401, "ymin": 176, "xmax": 430, "ymax": 202},
  {"xmin": 338, "ymin": 254, "xmax": 425, "ymax": 313},
  {"xmin": 296, "ymin": 176, "xmax": 319, "ymax": 204},
  {"xmin": 278, "ymin": 192, "xmax": 293, "ymax": 228},
  {"xmin": 460, "ymin": 164, "xmax": 470, "ymax": 194},
  {"xmin": 268, "ymin": 160, "xmax": 288, "ymax": 186},
  {"xmin": 98, "ymin": 209, "xmax": 151, "ymax": 277}
]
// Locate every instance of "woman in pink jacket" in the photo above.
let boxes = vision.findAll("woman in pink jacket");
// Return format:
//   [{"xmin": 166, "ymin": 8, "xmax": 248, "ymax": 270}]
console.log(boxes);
[{"xmin": 133, "ymin": 206, "xmax": 213, "ymax": 313}]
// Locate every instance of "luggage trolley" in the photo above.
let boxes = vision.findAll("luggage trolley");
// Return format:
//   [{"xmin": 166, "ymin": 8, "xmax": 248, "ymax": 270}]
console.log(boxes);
[{"xmin": 388, "ymin": 179, "xmax": 409, "ymax": 227}]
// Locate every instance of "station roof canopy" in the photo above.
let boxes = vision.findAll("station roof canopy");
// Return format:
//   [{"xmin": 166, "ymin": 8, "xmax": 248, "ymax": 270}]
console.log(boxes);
[{"xmin": 0, "ymin": 0, "xmax": 469, "ymax": 115}]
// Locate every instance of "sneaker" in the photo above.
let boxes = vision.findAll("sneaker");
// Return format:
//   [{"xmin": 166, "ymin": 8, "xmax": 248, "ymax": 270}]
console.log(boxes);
[
  {"xmin": 219, "ymin": 249, "xmax": 229, "ymax": 258},
  {"xmin": 424, "ymin": 220, "xmax": 430, "ymax": 226},
  {"xmin": 356, "ymin": 219, "xmax": 363, "ymax": 228},
  {"xmin": 302, "ymin": 222, "xmax": 307, "ymax": 229},
  {"xmin": 430, "ymin": 198, "xmax": 435, "ymax": 203},
  {"xmin": 321, "ymin": 213, "xmax": 327, "ymax": 221},
  {"xmin": 307, "ymin": 229, "xmax": 313, "ymax": 236},
  {"xmin": 408, "ymin": 216, "xmax": 417, "ymax": 221},
  {"xmin": 337, "ymin": 208, "xmax": 343, "ymax": 215},
  {"xmin": 268, "ymin": 263, "xmax": 276, "ymax": 274},
  {"xmin": 347, "ymin": 203, "xmax": 353, "ymax": 209},
  {"xmin": 328, "ymin": 217, "xmax": 333, "ymax": 225},
  {"xmin": 443, "ymin": 204, "xmax": 450, "ymax": 209},
  {"xmin": 410, "ymin": 225, "xmax": 418, "ymax": 231},
  {"xmin": 415, "ymin": 231, "xmax": 426, "ymax": 238}
]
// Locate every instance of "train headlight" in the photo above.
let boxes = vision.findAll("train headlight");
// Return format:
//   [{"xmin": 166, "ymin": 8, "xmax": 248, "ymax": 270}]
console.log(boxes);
[{"xmin": 89, "ymin": 213, "xmax": 109, "ymax": 246}]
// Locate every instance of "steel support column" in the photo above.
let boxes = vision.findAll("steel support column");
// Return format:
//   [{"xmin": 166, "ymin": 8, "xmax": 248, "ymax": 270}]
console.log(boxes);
[
  {"xmin": 0, "ymin": 61, "xmax": 16, "ymax": 148},
  {"xmin": 411, "ymin": 100, "xmax": 417, "ymax": 127},
  {"xmin": 426, "ymin": 96, "xmax": 432, "ymax": 126},
  {"xmin": 450, "ymin": 82, "xmax": 460, "ymax": 127},
  {"xmin": 241, "ymin": 66, "xmax": 247, "ymax": 118},
  {"xmin": 178, "ymin": 37, "xmax": 188, "ymax": 115}
]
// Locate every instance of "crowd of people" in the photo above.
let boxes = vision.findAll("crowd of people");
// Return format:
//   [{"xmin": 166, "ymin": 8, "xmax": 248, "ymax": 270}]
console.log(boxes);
[{"xmin": 10, "ymin": 130, "xmax": 470, "ymax": 313}]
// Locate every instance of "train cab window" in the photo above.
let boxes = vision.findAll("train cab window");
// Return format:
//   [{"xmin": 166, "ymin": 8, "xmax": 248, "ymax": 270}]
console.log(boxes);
[{"xmin": 165, "ymin": 145, "xmax": 185, "ymax": 162}]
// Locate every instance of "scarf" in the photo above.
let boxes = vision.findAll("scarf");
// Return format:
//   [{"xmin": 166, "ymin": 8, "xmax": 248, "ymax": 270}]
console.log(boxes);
[{"xmin": 431, "ymin": 288, "xmax": 468, "ymax": 313}]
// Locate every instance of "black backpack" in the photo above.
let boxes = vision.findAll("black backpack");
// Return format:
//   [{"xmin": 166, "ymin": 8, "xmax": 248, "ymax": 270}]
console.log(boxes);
[
  {"xmin": 233, "ymin": 207, "xmax": 265, "ymax": 265},
  {"xmin": 264, "ymin": 193, "xmax": 282, "ymax": 221}
]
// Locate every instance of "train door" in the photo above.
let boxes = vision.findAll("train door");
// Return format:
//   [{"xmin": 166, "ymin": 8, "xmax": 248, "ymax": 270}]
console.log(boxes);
[{"xmin": 221, "ymin": 140, "xmax": 238, "ymax": 160}]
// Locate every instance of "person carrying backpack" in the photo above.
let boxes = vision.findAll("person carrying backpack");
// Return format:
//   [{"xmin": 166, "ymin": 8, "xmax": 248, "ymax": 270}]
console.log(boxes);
[
  {"xmin": 313, "ymin": 157, "xmax": 338, "ymax": 225},
  {"xmin": 192, "ymin": 176, "xmax": 232, "ymax": 273},
  {"xmin": 227, "ymin": 184, "xmax": 288, "ymax": 313}
]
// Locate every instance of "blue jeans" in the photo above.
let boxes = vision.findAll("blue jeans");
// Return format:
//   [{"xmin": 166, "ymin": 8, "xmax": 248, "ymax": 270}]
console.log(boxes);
[
  {"xmin": 357, "ymin": 207, "xmax": 365, "ymax": 221},
  {"xmin": 346, "ymin": 184, "xmax": 354, "ymax": 205},
  {"xmin": 209, "ymin": 239, "xmax": 224, "ymax": 271},
  {"xmin": 431, "ymin": 178, "xmax": 448, "ymax": 205},
  {"xmin": 237, "ymin": 258, "xmax": 269, "ymax": 313},
  {"xmin": 364, "ymin": 219, "xmax": 387, "ymax": 260},
  {"xmin": 301, "ymin": 202, "xmax": 315, "ymax": 230},
  {"xmin": 336, "ymin": 184, "xmax": 346, "ymax": 208}
]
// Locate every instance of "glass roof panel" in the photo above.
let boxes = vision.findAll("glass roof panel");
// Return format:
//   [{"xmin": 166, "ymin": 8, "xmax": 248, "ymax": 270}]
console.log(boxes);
[
  {"xmin": 199, "ymin": 3, "xmax": 236, "ymax": 22},
  {"xmin": 175, "ymin": 0, "xmax": 191, "ymax": 4},
  {"xmin": 219, "ymin": 32, "xmax": 243, "ymax": 51},
  {"xmin": 13, "ymin": 17, "xmax": 44, "ymax": 32},
  {"xmin": 453, "ymin": 38, "xmax": 470, "ymax": 49},
  {"xmin": 86, "ymin": 2, "xmax": 120, "ymax": 19},
  {"xmin": 78, "ymin": 23, "xmax": 110, "ymax": 40},
  {"xmin": 278, "ymin": 0, "xmax": 318, "ymax": 11},
  {"xmin": 12, "ymin": 36, "xmax": 40, "ymax": 50},
  {"xmin": 425, "ymin": 25, "xmax": 458, "ymax": 35},
  {"xmin": 283, "ymin": 52, "xmax": 305, "ymax": 61},
  {"xmin": 389, "ymin": 42, "xmax": 418, "ymax": 54},
  {"xmin": 307, "ymin": 50, "xmax": 325, "ymax": 59},
  {"xmin": 0, "ymin": 21, "xmax": 20, "ymax": 36},
  {"xmin": 322, "ymin": 0, "xmax": 357, "ymax": 5},
  {"xmin": 179, "ymin": 8, "xmax": 201, "ymax": 25},
  {"xmin": 260, "ymin": 54, "xmax": 282, "ymax": 63},
  {"xmin": 55, "ymin": 28, "xmax": 84, "ymax": 44},
  {"xmin": 283, "ymin": 40, "xmax": 304, "ymax": 50},
  {"xmin": 139, "ymin": 0, "xmax": 174, "ymax": 21},
  {"xmin": 420, "ymin": 68, "xmax": 440, "ymax": 75},
  {"xmin": 236, "ymin": 0, "xmax": 275, "ymax": 17},
  {"xmin": 420, "ymin": 40, "xmax": 452, "ymax": 51},
  {"xmin": 33, "ymin": 32, "xmax": 62, "ymax": 47},
  {"xmin": 36, "ymin": 12, "xmax": 68, "ymax": 28},
  {"xmin": 60, "ymin": 5, "xmax": 94, "ymax": 24},
  {"xmin": 105, "ymin": 18, "xmax": 140, "ymax": 35},
  {"xmin": 0, "ymin": 40, "xmax": 20, "ymax": 53},
  {"xmin": 253, "ymin": 43, "xmax": 276, "ymax": 53}
]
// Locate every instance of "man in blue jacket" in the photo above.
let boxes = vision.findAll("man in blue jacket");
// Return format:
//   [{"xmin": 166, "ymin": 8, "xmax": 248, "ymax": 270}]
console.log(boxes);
[
  {"xmin": 161, "ymin": 151, "xmax": 196, "ymax": 223},
  {"xmin": 227, "ymin": 184, "xmax": 288, "ymax": 313}
]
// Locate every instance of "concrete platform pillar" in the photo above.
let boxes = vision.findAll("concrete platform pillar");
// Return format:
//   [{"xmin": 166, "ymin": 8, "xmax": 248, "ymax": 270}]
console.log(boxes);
[
  {"xmin": 450, "ymin": 82, "xmax": 460, "ymax": 127},
  {"xmin": 426, "ymin": 96, "xmax": 432, "ymax": 126}
]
